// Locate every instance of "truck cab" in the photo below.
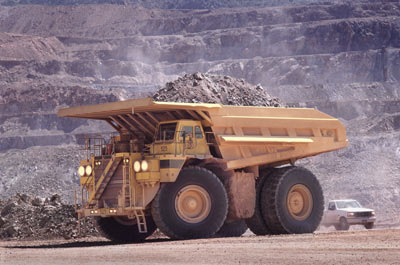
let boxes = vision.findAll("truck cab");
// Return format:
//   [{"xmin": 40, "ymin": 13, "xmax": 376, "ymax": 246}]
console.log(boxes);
[{"xmin": 151, "ymin": 120, "xmax": 210, "ymax": 157}]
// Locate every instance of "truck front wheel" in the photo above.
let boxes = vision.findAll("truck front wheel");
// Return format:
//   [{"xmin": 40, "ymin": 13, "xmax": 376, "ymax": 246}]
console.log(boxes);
[
  {"xmin": 94, "ymin": 215, "xmax": 156, "ymax": 243},
  {"xmin": 336, "ymin": 217, "xmax": 350, "ymax": 231},
  {"xmin": 260, "ymin": 166, "xmax": 324, "ymax": 234},
  {"xmin": 151, "ymin": 167, "xmax": 228, "ymax": 239}
]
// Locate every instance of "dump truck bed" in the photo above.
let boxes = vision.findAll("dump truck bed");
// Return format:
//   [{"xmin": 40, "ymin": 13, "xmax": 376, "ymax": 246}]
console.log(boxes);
[{"xmin": 58, "ymin": 98, "xmax": 348, "ymax": 170}]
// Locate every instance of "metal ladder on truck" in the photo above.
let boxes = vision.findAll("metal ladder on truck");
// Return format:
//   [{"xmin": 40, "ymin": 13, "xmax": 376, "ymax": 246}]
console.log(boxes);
[{"xmin": 121, "ymin": 159, "xmax": 147, "ymax": 233}]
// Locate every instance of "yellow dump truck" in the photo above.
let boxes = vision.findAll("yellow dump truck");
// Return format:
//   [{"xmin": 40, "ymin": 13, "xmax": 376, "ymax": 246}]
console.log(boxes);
[{"xmin": 58, "ymin": 98, "xmax": 348, "ymax": 242}]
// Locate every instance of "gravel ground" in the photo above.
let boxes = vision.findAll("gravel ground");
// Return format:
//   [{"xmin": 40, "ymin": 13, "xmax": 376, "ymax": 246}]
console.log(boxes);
[{"xmin": 1, "ymin": 229, "xmax": 400, "ymax": 265}]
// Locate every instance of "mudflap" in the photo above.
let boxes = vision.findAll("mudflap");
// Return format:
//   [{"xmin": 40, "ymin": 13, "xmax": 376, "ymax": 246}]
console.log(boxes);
[{"xmin": 225, "ymin": 171, "xmax": 256, "ymax": 220}]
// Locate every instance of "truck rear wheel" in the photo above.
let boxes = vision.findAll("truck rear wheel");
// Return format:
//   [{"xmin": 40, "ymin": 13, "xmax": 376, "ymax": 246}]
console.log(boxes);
[
  {"xmin": 216, "ymin": 220, "xmax": 248, "ymax": 237},
  {"xmin": 151, "ymin": 167, "xmax": 228, "ymax": 239},
  {"xmin": 260, "ymin": 166, "xmax": 324, "ymax": 234},
  {"xmin": 245, "ymin": 168, "xmax": 273, "ymax": 235},
  {"xmin": 94, "ymin": 215, "xmax": 156, "ymax": 243}
]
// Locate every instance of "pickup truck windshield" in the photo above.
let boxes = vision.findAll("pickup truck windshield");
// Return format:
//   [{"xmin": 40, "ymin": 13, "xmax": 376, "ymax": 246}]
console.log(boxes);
[{"xmin": 336, "ymin": 200, "xmax": 361, "ymax": 209}]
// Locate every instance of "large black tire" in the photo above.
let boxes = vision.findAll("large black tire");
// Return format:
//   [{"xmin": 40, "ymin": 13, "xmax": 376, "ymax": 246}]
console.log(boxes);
[
  {"xmin": 245, "ymin": 168, "xmax": 273, "ymax": 235},
  {"xmin": 151, "ymin": 167, "xmax": 228, "ymax": 239},
  {"xmin": 364, "ymin": 222, "xmax": 374, "ymax": 230},
  {"xmin": 95, "ymin": 215, "xmax": 156, "ymax": 243},
  {"xmin": 338, "ymin": 217, "xmax": 350, "ymax": 231},
  {"xmin": 260, "ymin": 166, "xmax": 324, "ymax": 234},
  {"xmin": 216, "ymin": 220, "xmax": 248, "ymax": 237}
]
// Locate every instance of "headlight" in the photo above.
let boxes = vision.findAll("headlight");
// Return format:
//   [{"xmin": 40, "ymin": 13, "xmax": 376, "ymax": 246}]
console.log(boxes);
[
  {"xmin": 371, "ymin": 211, "xmax": 375, "ymax": 216},
  {"xmin": 78, "ymin": 166, "xmax": 85, "ymax": 177},
  {"xmin": 347, "ymin": 212, "xmax": 355, "ymax": 217},
  {"xmin": 85, "ymin": 165, "xmax": 93, "ymax": 176},
  {"xmin": 141, "ymin": 160, "xmax": 149, "ymax": 171},
  {"xmin": 134, "ymin": 161, "xmax": 141, "ymax": 172}
]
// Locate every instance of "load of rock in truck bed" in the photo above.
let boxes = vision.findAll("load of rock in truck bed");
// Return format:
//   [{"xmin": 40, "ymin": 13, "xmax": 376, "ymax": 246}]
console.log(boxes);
[{"xmin": 153, "ymin": 72, "xmax": 283, "ymax": 107}]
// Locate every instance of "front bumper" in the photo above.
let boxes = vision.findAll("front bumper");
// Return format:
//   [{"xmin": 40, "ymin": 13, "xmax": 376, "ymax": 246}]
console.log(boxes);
[
  {"xmin": 76, "ymin": 207, "xmax": 143, "ymax": 218},
  {"xmin": 347, "ymin": 216, "xmax": 376, "ymax": 225}
]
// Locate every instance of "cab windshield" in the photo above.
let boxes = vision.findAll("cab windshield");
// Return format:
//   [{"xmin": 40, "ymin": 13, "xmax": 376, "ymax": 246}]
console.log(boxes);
[
  {"xmin": 336, "ymin": 200, "xmax": 361, "ymax": 209},
  {"xmin": 156, "ymin": 123, "xmax": 177, "ymax": 141}
]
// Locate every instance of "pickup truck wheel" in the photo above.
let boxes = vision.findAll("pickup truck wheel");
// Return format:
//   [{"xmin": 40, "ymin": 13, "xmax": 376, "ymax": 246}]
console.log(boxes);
[
  {"xmin": 94, "ymin": 215, "xmax": 156, "ymax": 243},
  {"xmin": 260, "ymin": 166, "xmax": 324, "ymax": 234},
  {"xmin": 364, "ymin": 222, "xmax": 374, "ymax": 229},
  {"xmin": 339, "ymin": 217, "xmax": 350, "ymax": 231},
  {"xmin": 151, "ymin": 167, "xmax": 228, "ymax": 239},
  {"xmin": 216, "ymin": 220, "xmax": 248, "ymax": 237},
  {"xmin": 245, "ymin": 168, "xmax": 274, "ymax": 235}
]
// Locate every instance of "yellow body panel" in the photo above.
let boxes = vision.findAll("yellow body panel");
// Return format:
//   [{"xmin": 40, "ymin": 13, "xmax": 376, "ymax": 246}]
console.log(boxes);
[
  {"xmin": 136, "ymin": 172, "xmax": 160, "ymax": 182},
  {"xmin": 220, "ymin": 135, "xmax": 314, "ymax": 144},
  {"xmin": 59, "ymin": 98, "xmax": 348, "ymax": 170}
]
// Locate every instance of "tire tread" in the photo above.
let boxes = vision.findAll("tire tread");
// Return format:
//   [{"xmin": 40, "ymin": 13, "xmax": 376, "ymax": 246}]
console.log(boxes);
[
  {"xmin": 261, "ymin": 166, "xmax": 324, "ymax": 234},
  {"xmin": 245, "ymin": 168, "xmax": 273, "ymax": 235}
]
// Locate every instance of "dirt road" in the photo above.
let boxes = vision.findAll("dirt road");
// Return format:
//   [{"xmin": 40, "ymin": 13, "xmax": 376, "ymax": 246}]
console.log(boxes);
[{"xmin": 1, "ymin": 229, "xmax": 399, "ymax": 265}]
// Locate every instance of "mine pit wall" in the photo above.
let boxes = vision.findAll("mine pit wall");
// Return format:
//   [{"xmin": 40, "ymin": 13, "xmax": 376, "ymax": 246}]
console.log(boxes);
[
  {"xmin": 301, "ymin": 99, "xmax": 400, "ymax": 123},
  {"xmin": 3, "ymin": 46, "xmax": 400, "ymax": 139},
  {"xmin": 0, "ymin": 84, "xmax": 118, "ymax": 151},
  {"xmin": 0, "ymin": 134, "xmax": 76, "ymax": 151},
  {"xmin": 3, "ymin": 46, "xmax": 400, "ymax": 151},
  {"xmin": 1, "ymin": 3, "xmax": 400, "ymax": 153}
]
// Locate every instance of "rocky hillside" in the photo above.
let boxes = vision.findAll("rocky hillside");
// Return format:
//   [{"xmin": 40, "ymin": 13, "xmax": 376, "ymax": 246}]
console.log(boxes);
[
  {"xmin": 0, "ymin": 1, "xmax": 399, "ymax": 225},
  {"xmin": 0, "ymin": 0, "xmax": 357, "ymax": 9}
]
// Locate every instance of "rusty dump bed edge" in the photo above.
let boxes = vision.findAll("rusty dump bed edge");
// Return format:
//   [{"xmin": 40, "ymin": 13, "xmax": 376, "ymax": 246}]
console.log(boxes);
[{"xmin": 57, "ymin": 98, "xmax": 222, "ymax": 119}]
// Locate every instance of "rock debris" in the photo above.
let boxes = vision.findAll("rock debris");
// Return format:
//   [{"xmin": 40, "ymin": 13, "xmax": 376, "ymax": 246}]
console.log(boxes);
[
  {"xmin": 153, "ymin": 72, "xmax": 283, "ymax": 107},
  {"xmin": 0, "ymin": 193, "xmax": 96, "ymax": 240}
]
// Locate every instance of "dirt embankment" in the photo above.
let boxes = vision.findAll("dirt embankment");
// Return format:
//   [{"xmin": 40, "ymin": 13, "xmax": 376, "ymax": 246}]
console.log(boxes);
[{"xmin": 0, "ymin": 194, "xmax": 96, "ymax": 240}]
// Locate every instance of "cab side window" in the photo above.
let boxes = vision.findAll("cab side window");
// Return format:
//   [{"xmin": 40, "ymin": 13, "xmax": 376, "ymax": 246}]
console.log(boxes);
[
  {"xmin": 195, "ymin": 126, "xmax": 203, "ymax": 139},
  {"xmin": 156, "ymin": 123, "xmax": 177, "ymax": 141},
  {"xmin": 180, "ymin": 126, "xmax": 193, "ymax": 137},
  {"xmin": 328, "ymin": 202, "xmax": 336, "ymax": 210}
]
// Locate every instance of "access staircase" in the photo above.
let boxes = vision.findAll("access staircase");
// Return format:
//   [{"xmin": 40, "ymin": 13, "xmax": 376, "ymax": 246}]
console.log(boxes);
[{"xmin": 89, "ymin": 156, "xmax": 122, "ymax": 204}]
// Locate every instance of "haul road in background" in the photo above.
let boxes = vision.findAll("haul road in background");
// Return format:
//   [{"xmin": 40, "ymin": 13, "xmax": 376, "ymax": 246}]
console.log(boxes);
[{"xmin": 58, "ymin": 98, "xmax": 348, "ymax": 242}]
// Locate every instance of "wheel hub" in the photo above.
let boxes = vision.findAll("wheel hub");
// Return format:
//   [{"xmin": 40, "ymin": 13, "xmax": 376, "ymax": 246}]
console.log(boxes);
[
  {"xmin": 286, "ymin": 184, "xmax": 313, "ymax": 221},
  {"xmin": 175, "ymin": 185, "xmax": 211, "ymax": 224}
]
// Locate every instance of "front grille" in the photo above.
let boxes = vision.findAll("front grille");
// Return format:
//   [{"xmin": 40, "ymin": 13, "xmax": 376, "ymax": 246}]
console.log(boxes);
[{"xmin": 355, "ymin": 212, "xmax": 372, "ymax": 217}]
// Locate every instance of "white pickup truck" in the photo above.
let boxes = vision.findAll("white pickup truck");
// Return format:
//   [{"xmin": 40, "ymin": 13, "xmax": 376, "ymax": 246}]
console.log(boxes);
[{"xmin": 321, "ymin": 200, "xmax": 376, "ymax": 230}]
